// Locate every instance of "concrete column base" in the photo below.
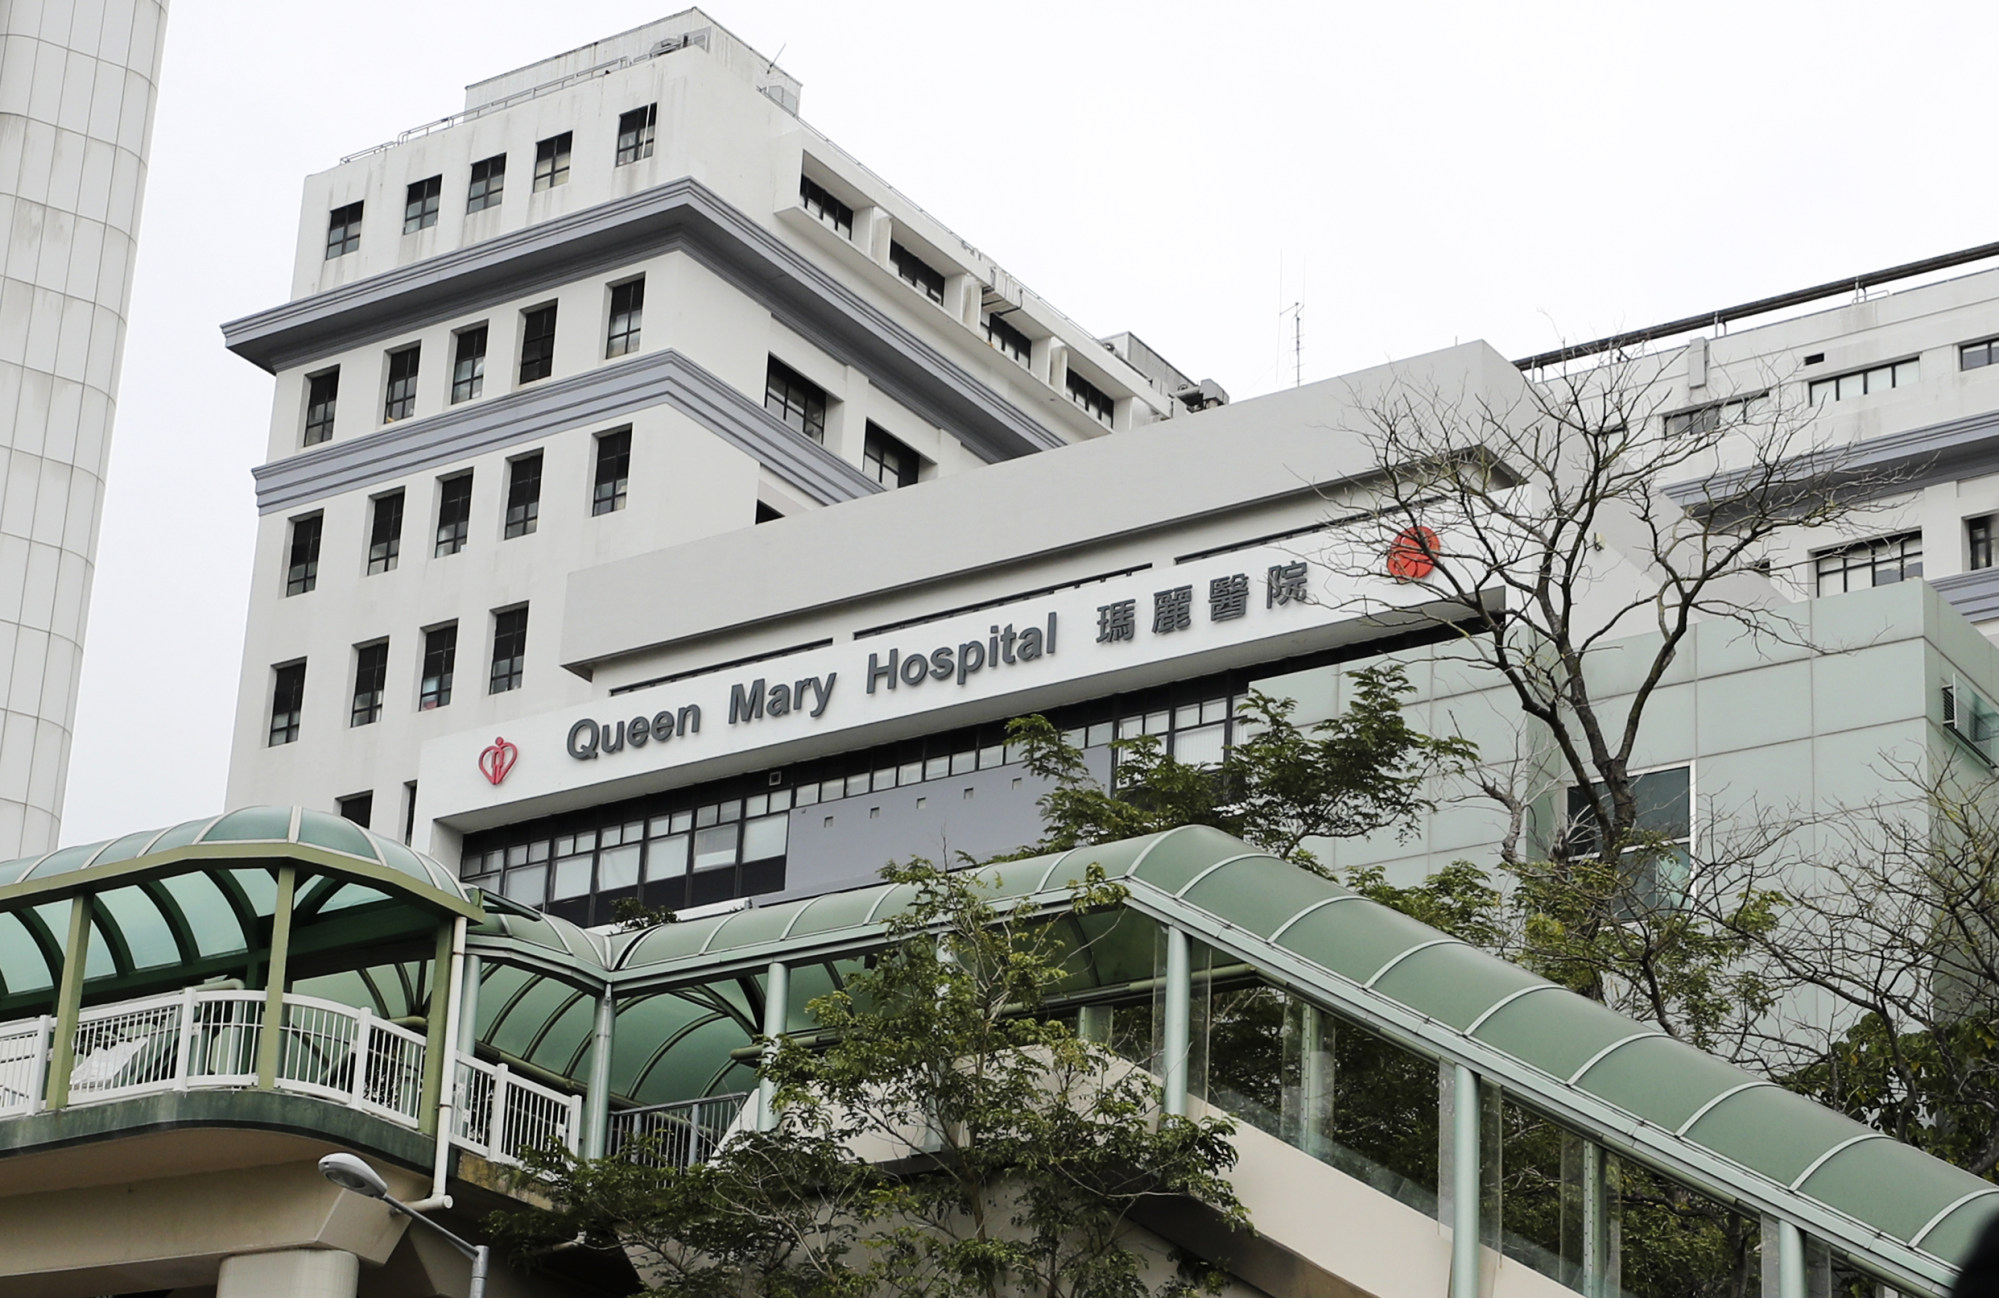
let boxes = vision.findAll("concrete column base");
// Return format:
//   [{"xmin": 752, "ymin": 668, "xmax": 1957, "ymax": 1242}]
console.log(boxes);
[{"xmin": 218, "ymin": 1248, "xmax": 359, "ymax": 1298}]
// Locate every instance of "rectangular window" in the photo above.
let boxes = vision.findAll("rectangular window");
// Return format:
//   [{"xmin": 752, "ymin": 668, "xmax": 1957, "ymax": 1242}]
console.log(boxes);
[
  {"xmin": 351, "ymin": 641, "xmax": 388, "ymax": 726},
  {"xmin": 367, "ymin": 491, "xmax": 404, "ymax": 574},
  {"xmin": 984, "ymin": 313, "xmax": 1031, "ymax": 365},
  {"xmin": 889, "ymin": 241, "xmax": 946, "ymax": 305},
  {"xmin": 325, "ymin": 201, "xmax": 363, "ymax": 259},
  {"xmin": 1809, "ymin": 358, "xmax": 1920, "ymax": 405},
  {"xmin": 519, "ymin": 305, "xmax": 557, "ymax": 384},
  {"xmin": 402, "ymin": 175, "xmax": 441, "ymax": 233},
  {"xmin": 605, "ymin": 278, "xmax": 644, "ymax": 358},
  {"xmin": 798, "ymin": 175, "xmax": 853, "ymax": 237},
  {"xmin": 434, "ymin": 472, "xmax": 472, "ymax": 557},
  {"xmin": 593, "ymin": 428, "xmax": 631, "ymax": 515},
  {"xmin": 1566, "ymin": 765, "xmax": 1692, "ymax": 912},
  {"xmin": 284, "ymin": 513, "xmax": 322, "ymax": 596},
  {"xmin": 1972, "ymin": 516, "xmax": 1994, "ymax": 571},
  {"xmin": 303, "ymin": 369, "xmax": 339, "ymax": 446},
  {"xmin": 466, "ymin": 154, "xmax": 506, "ymax": 212},
  {"xmin": 504, "ymin": 453, "xmax": 542, "ymax": 539},
  {"xmin": 451, "ymin": 326, "xmax": 487, "ymax": 403},
  {"xmin": 383, "ymin": 344, "xmax": 420, "ymax": 422},
  {"xmin": 419, "ymin": 625, "xmax": 457, "ymax": 710},
  {"xmin": 1065, "ymin": 368, "xmax": 1114, "ymax": 425},
  {"xmin": 490, "ymin": 606, "xmax": 528, "ymax": 694},
  {"xmin": 764, "ymin": 358, "xmax": 827, "ymax": 442},
  {"xmin": 1663, "ymin": 391, "xmax": 1767, "ymax": 437},
  {"xmin": 1963, "ymin": 338, "xmax": 1999, "ymax": 371},
  {"xmin": 1815, "ymin": 531, "xmax": 1923, "ymax": 595},
  {"xmin": 533, "ymin": 132, "xmax": 572, "ymax": 191},
  {"xmin": 336, "ymin": 792, "xmax": 373, "ymax": 828},
  {"xmin": 269, "ymin": 662, "xmax": 306, "ymax": 746},
  {"xmin": 615, "ymin": 105, "xmax": 657, "ymax": 165},
  {"xmin": 862, "ymin": 423, "xmax": 918, "ymax": 488}
]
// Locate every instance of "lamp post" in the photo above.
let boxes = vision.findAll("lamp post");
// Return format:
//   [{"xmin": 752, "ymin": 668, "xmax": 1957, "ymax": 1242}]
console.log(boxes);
[{"xmin": 319, "ymin": 1153, "xmax": 489, "ymax": 1297}]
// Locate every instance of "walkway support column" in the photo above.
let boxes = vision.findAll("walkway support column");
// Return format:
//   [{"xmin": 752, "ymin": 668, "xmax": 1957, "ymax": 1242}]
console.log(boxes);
[
  {"xmin": 255, "ymin": 866, "xmax": 298, "ymax": 1089},
  {"xmin": 582, "ymin": 989, "xmax": 616, "ymax": 1158},
  {"xmin": 758, "ymin": 960, "xmax": 789, "ymax": 1131},
  {"xmin": 1776, "ymin": 1220, "xmax": 1806, "ymax": 1298},
  {"xmin": 1581, "ymin": 1141, "xmax": 1609, "ymax": 1298},
  {"xmin": 1451, "ymin": 1063, "xmax": 1481, "ymax": 1298},
  {"xmin": 43, "ymin": 894, "xmax": 94, "ymax": 1109},
  {"xmin": 1162, "ymin": 928, "xmax": 1191, "ymax": 1117},
  {"xmin": 218, "ymin": 1248, "xmax": 359, "ymax": 1298},
  {"xmin": 417, "ymin": 920, "xmax": 457, "ymax": 1136}
]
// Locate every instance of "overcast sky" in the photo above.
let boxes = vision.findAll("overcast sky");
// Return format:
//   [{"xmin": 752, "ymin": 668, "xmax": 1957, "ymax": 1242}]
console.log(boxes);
[{"xmin": 56, "ymin": 0, "xmax": 1999, "ymax": 844}]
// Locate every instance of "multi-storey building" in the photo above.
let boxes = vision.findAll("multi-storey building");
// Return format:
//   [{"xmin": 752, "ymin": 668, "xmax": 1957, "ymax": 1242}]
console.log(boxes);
[
  {"xmin": 0, "ymin": 0, "xmax": 169, "ymax": 856},
  {"xmin": 219, "ymin": 10, "xmax": 1213, "ymax": 844}
]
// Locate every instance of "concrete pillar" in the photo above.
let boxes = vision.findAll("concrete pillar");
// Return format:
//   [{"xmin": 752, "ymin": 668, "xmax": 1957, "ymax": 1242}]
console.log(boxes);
[
  {"xmin": 218, "ymin": 1248, "xmax": 359, "ymax": 1298},
  {"xmin": 1162, "ymin": 928, "xmax": 1191, "ymax": 1117}
]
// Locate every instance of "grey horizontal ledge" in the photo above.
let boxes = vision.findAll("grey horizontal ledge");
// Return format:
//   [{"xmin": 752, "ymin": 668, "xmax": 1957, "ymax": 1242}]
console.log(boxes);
[
  {"xmin": 221, "ymin": 177, "xmax": 1064, "ymax": 465},
  {"xmin": 1931, "ymin": 568, "xmax": 1999, "ymax": 623},
  {"xmin": 250, "ymin": 348, "xmax": 883, "ymax": 514},
  {"xmin": 1663, "ymin": 407, "xmax": 1999, "ymax": 509}
]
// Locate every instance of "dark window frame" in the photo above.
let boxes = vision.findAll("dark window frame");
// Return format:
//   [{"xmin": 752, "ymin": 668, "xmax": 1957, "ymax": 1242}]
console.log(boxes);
[
  {"xmin": 269, "ymin": 662, "xmax": 306, "ymax": 746},
  {"xmin": 434, "ymin": 472, "xmax": 473, "ymax": 557},
  {"xmin": 303, "ymin": 369, "xmax": 339, "ymax": 446},
  {"xmin": 1814, "ymin": 531, "xmax": 1923, "ymax": 595},
  {"xmin": 419, "ymin": 624, "xmax": 458, "ymax": 711},
  {"xmin": 798, "ymin": 174, "xmax": 853, "ymax": 237},
  {"xmin": 984, "ymin": 313, "xmax": 1031, "ymax": 365},
  {"xmin": 504, "ymin": 452, "xmax": 543, "ymax": 539},
  {"xmin": 490, "ymin": 606, "xmax": 529, "ymax": 694},
  {"xmin": 764, "ymin": 357, "xmax": 828, "ymax": 442},
  {"xmin": 383, "ymin": 344, "xmax": 420, "ymax": 422},
  {"xmin": 351, "ymin": 641, "xmax": 388, "ymax": 727},
  {"xmin": 284, "ymin": 513, "xmax": 323, "ymax": 597},
  {"xmin": 533, "ymin": 132, "xmax": 572, "ymax": 191},
  {"xmin": 1065, "ymin": 368, "xmax": 1114, "ymax": 425},
  {"xmin": 606, "ymin": 277, "xmax": 644, "ymax": 358},
  {"xmin": 519, "ymin": 304, "xmax": 558, "ymax": 384},
  {"xmin": 889, "ymin": 240, "xmax": 946, "ymax": 305},
  {"xmin": 325, "ymin": 202, "xmax": 363, "ymax": 259},
  {"xmin": 1972, "ymin": 516, "xmax": 1994, "ymax": 572},
  {"xmin": 451, "ymin": 326, "xmax": 487, "ymax": 404},
  {"xmin": 402, "ymin": 175, "xmax": 442, "ymax": 234},
  {"xmin": 862, "ymin": 422, "xmax": 919, "ymax": 488},
  {"xmin": 615, "ymin": 104, "xmax": 657, "ymax": 165},
  {"xmin": 593, "ymin": 428, "xmax": 631, "ymax": 516},
  {"xmin": 367, "ymin": 490, "xmax": 404, "ymax": 575},
  {"xmin": 467, "ymin": 154, "xmax": 506, "ymax": 212}
]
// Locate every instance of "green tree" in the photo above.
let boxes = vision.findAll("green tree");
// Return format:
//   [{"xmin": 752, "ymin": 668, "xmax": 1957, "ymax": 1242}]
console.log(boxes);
[{"xmin": 493, "ymin": 861, "xmax": 1246, "ymax": 1298}]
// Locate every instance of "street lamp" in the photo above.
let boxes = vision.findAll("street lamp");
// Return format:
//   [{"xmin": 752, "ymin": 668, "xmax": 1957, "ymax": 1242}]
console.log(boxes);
[{"xmin": 318, "ymin": 1153, "xmax": 489, "ymax": 1297}]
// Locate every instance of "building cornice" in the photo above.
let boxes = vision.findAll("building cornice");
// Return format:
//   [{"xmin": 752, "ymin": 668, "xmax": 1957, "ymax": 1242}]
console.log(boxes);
[
  {"xmin": 1663, "ymin": 406, "xmax": 1999, "ymax": 510},
  {"xmin": 221, "ymin": 178, "xmax": 1066, "ymax": 463},
  {"xmin": 250, "ymin": 348, "xmax": 883, "ymax": 514},
  {"xmin": 1931, "ymin": 568, "xmax": 1999, "ymax": 623}
]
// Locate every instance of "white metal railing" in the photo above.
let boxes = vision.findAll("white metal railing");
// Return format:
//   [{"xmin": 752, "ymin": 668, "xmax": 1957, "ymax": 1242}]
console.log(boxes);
[
  {"xmin": 607, "ymin": 1092, "xmax": 750, "ymax": 1169},
  {"xmin": 0, "ymin": 988, "xmax": 428, "ymax": 1127},
  {"xmin": 451, "ymin": 1054, "xmax": 583, "ymax": 1166}
]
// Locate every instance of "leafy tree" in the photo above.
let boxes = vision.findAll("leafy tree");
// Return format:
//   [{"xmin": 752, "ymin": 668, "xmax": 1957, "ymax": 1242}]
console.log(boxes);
[{"xmin": 493, "ymin": 861, "xmax": 1247, "ymax": 1298}]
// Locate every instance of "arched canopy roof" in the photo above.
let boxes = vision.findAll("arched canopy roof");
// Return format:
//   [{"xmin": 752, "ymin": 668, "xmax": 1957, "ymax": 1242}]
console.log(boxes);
[
  {"xmin": 0, "ymin": 807, "xmax": 479, "ymax": 1012},
  {"xmin": 462, "ymin": 824, "xmax": 1997, "ymax": 1290}
]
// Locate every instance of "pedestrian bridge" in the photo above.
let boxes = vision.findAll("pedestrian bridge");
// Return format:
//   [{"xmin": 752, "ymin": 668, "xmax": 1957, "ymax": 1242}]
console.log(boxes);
[{"xmin": 0, "ymin": 810, "xmax": 1989, "ymax": 1297}]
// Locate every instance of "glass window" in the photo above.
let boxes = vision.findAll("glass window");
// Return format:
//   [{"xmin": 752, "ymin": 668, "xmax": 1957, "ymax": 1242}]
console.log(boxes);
[
  {"xmin": 593, "ymin": 428, "xmax": 631, "ymax": 515},
  {"xmin": 606, "ymin": 278, "xmax": 644, "ymax": 358},
  {"xmin": 889, "ymin": 240, "xmax": 946, "ymax": 304},
  {"xmin": 503, "ymin": 454, "xmax": 541, "ymax": 539},
  {"xmin": 452, "ymin": 326, "xmax": 487, "ymax": 403},
  {"xmin": 303, "ymin": 369, "xmax": 338, "ymax": 446},
  {"xmin": 1974, "ymin": 516, "xmax": 1995, "ymax": 571},
  {"xmin": 742, "ymin": 814, "xmax": 787, "ymax": 861},
  {"xmin": 533, "ymin": 132, "xmax": 572, "ymax": 191},
  {"xmin": 351, "ymin": 641, "xmax": 388, "ymax": 727},
  {"xmin": 383, "ymin": 344, "xmax": 420, "ymax": 422},
  {"xmin": 367, "ymin": 491, "xmax": 403, "ymax": 575},
  {"xmin": 284, "ymin": 513, "xmax": 321, "ymax": 597},
  {"xmin": 692, "ymin": 824, "xmax": 738, "ymax": 871},
  {"xmin": 1174, "ymin": 722, "xmax": 1227, "ymax": 767},
  {"xmin": 269, "ymin": 662, "xmax": 306, "ymax": 746},
  {"xmin": 552, "ymin": 852, "xmax": 592, "ymax": 900},
  {"xmin": 1567, "ymin": 765, "xmax": 1693, "ymax": 912},
  {"xmin": 519, "ymin": 304, "xmax": 557, "ymax": 384},
  {"xmin": 419, "ymin": 624, "xmax": 457, "ymax": 710},
  {"xmin": 765, "ymin": 358, "xmax": 827, "ymax": 442},
  {"xmin": 599, "ymin": 842, "xmax": 641, "ymax": 890},
  {"xmin": 1065, "ymin": 368, "xmax": 1114, "ymax": 425},
  {"xmin": 325, "ymin": 201, "xmax": 363, "ymax": 258},
  {"xmin": 1810, "ymin": 358, "xmax": 1919, "ymax": 405},
  {"xmin": 466, "ymin": 154, "xmax": 505, "ymax": 212},
  {"xmin": 798, "ymin": 175, "xmax": 852, "ymax": 236},
  {"xmin": 434, "ymin": 473, "xmax": 472, "ymax": 557},
  {"xmin": 336, "ymin": 792, "xmax": 373, "ymax": 829},
  {"xmin": 984, "ymin": 312, "xmax": 1031, "ymax": 365},
  {"xmin": 645, "ymin": 834, "xmax": 688, "ymax": 880},
  {"xmin": 862, "ymin": 422, "xmax": 918, "ymax": 488},
  {"xmin": 1814, "ymin": 531, "xmax": 1922, "ymax": 595},
  {"xmin": 503, "ymin": 865, "xmax": 546, "ymax": 903},
  {"xmin": 402, "ymin": 175, "xmax": 441, "ymax": 233},
  {"xmin": 615, "ymin": 104, "xmax": 657, "ymax": 165},
  {"xmin": 490, "ymin": 606, "xmax": 528, "ymax": 694}
]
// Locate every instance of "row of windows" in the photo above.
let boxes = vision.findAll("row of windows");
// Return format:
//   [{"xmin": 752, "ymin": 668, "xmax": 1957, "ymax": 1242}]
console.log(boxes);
[
  {"xmin": 282, "ymin": 432, "xmax": 629, "ymax": 595},
  {"xmin": 324, "ymin": 105, "xmax": 657, "ymax": 260},
  {"xmin": 1808, "ymin": 358, "xmax": 1919, "ymax": 405},
  {"xmin": 760, "ymin": 356, "xmax": 922, "ymax": 487},
  {"xmin": 267, "ymin": 606, "xmax": 530, "ymax": 747},
  {"xmin": 302, "ymin": 279, "xmax": 642, "ymax": 445},
  {"xmin": 1665, "ymin": 331, "xmax": 1999, "ymax": 434}
]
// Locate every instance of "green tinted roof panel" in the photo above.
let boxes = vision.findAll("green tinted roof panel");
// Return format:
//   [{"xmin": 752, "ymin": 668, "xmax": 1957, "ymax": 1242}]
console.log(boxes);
[
  {"xmin": 1574, "ymin": 1036, "xmax": 1770, "ymax": 1131},
  {"xmin": 1275, "ymin": 897, "xmax": 1458, "ymax": 985},
  {"xmin": 1180, "ymin": 855, "xmax": 1352, "ymax": 937},
  {"xmin": 295, "ymin": 810, "xmax": 379, "ymax": 860},
  {"xmin": 202, "ymin": 807, "xmax": 295, "ymax": 843},
  {"xmin": 1682, "ymin": 1084, "xmax": 1879, "ymax": 1186},
  {"xmin": 1797, "ymin": 1135, "xmax": 1996, "ymax": 1244},
  {"xmin": 1368, "ymin": 943, "xmax": 1547, "ymax": 1032}
]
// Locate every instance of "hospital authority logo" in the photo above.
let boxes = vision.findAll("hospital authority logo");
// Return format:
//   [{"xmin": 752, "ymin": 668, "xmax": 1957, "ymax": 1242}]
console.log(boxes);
[{"xmin": 479, "ymin": 736, "xmax": 519, "ymax": 786}]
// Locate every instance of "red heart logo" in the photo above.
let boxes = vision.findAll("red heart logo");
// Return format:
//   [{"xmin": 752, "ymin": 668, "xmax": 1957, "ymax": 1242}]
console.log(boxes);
[{"xmin": 479, "ymin": 736, "xmax": 518, "ymax": 786}]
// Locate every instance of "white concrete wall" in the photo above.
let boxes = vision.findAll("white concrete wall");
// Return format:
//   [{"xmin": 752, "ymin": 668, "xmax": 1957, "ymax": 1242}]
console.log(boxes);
[{"xmin": 0, "ymin": 0, "xmax": 167, "ymax": 856}]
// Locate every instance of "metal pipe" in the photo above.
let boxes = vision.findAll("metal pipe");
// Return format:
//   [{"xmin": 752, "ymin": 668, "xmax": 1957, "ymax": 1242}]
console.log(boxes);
[
  {"xmin": 758, "ymin": 960, "xmax": 789, "ymax": 1131},
  {"xmin": 582, "ymin": 990, "xmax": 615, "ymax": 1159},
  {"xmin": 1452, "ymin": 1064, "xmax": 1481, "ymax": 1298},
  {"xmin": 1778, "ymin": 1221, "xmax": 1807, "ymax": 1298},
  {"xmin": 412, "ymin": 915, "xmax": 469, "ymax": 1211},
  {"xmin": 1163, "ymin": 928, "xmax": 1191, "ymax": 1117}
]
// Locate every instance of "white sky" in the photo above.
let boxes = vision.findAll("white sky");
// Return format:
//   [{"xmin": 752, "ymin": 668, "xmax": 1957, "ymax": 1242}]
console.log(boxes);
[{"xmin": 58, "ymin": 0, "xmax": 1999, "ymax": 844}]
